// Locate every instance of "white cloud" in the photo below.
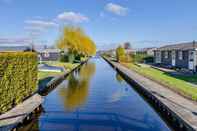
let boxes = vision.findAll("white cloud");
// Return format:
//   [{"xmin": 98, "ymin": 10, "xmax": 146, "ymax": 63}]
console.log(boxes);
[
  {"xmin": 0, "ymin": 38, "xmax": 31, "ymax": 44},
  {"xmin": 57, "ymin": 11, "xmax": 89, "ymax": 23},
  {"xmin": 24, "ymin": 19, "xmax": 57, "ymax": 39},
  {"xmin": 28, "ymin": 31, "xmax": 42, "ymax": 37},
  {"xmin": 25, "ymin": 20, "xmax": 58, "ymax": 28},
  {"xmin": 24, "ymin": 26, "xmax": 45, "ymax": 32},
  {"xmin": 105, "ymin": 3, "xmax": 128, "ymax": 16}
]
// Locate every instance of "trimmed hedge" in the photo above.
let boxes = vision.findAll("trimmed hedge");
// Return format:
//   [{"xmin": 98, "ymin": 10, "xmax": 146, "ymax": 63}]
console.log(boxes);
[{"xmin": 0, "ymin": 52, "xmax": 38, "ymax": 113}]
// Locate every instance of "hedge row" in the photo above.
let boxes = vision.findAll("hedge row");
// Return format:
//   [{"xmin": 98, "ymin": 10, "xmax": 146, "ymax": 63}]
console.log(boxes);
[{"xmin": 0, "ymin": 52, "xmax": 38, "ymax": 113}]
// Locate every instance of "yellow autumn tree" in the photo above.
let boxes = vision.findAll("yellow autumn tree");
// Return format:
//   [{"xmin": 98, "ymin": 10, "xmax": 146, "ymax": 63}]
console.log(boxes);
[{"xmin": 56, "ymin": 26, "xmax": 96, "ymax": 57}]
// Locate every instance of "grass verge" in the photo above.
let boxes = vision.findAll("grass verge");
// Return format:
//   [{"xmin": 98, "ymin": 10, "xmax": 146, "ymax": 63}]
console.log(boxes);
[
  {"xmin": 38, "ymin": 71, "xmax": 63, "ymax": 80},
  {"xmin": 38, "ymin": 61, "xmax": 80, "ymax": 80},
  {"xmin": 42, "ymin": 61, "xmax": 79, "ymax": 71},
  {"xmin": 123, "ymin": 63, "xmax": 197, "ymax": 101}
]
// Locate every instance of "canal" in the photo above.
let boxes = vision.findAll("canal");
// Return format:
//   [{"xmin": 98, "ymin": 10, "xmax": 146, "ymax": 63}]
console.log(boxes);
[{"xmin": 20, "ymin": 58, "xmax": 171, "ymax": 131}]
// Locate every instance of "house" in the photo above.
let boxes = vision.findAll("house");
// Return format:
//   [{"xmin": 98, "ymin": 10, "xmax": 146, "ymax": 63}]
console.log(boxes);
[
  {"xmin": 104, "ymin": 49, "xmax": 116, "ymax": 57},
  {"xmin": 125, "ymin": 49, "xmax": 136, "ymax": 55},
  {"xmin": 122, "ymin": 42, "xmax": 136, "ymax": 55},
  {"xmin": 154, "ymin": 41, "xmax": 197, "ymax": 72},
  {"xmin": 39, "ymin": 48, "xmax": 61, "ymax": 61},
  {"xmin": 137, "ymin": 47, "xmax": 157, "ymax": 56}
]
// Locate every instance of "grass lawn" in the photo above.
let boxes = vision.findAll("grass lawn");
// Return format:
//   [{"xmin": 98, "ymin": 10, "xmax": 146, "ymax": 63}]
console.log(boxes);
[
  {"xmin": 38, "ymin": 61, "xmax": 80, "ymax": 80},
  {"xmin": 42, "ymin": 61, "xmax": 79, "ymax": 71},
  {"xmin": 38, "ymin": 71, "xmax": 63, "ymax": 80},
  {"xmin": 123, "ymin": 63, "xmax": 197, "ymax": 101}
]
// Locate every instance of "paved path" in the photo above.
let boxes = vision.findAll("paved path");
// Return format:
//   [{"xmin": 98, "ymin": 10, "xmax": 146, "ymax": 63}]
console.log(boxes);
[
  {"xmin": 0, "ymin": 94, "xmax": 43, "ymax": 130},
  {"xmin": 151, "ymin": 65, "xmax": 175, "ymax": 73},
  {"xmin": 108, "ymin": 60, "xmax": 197, "ymax": 131}
]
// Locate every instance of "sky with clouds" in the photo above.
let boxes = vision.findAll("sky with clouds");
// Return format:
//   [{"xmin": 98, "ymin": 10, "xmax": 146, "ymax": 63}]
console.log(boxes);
[{"xmin": 0, "ymin": 0, "xmax": 197, "ymax": 49}]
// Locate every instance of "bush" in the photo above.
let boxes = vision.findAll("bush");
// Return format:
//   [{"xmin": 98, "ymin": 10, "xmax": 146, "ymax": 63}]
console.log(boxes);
[
  {"xmin": 68, "ymin": 53, "xmax": 75, "ymax": 63},
  {"xmin": 144, "ymin": 56, "xmax": 154, "ymax": 63},
  {"xmin": 0, "ymin": 52, "xmax": 38, "ymax": 113},
  {"xmin": 75, "ymin": 54, "xmax": 81, "ymax": 61},
  {"xmin": 133, "ymin": 53, "xmax": 153, "ymax": 63},
  {"xmin": 60, "ymin": 53, "xmax": 82, "ymax": 63},
  {"xmin": 60, "ymin": 54, "xmax": 69, "ymax": 62}
]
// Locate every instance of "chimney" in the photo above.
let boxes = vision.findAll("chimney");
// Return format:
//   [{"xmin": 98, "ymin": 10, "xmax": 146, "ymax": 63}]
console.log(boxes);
[{"xmin": 193, "ymin": 40, "xmax": 196, "ymax": 50}]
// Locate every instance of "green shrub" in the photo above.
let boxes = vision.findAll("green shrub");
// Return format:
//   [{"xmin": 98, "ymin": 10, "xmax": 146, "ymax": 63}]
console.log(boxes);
[
  {"xmin": 60, "ymin": 54, "xmax": 69, "ymax": 62},
  {"xmin": 60, "ymin": 53, "xmax": 82, "ymax": 63},
  {"xmin": 0, "ymin": 52, "xmax": 38, "ymax": 113},
  {"xmin": 133, "ymin": 53, "xmax": 153, "ymax": 63},
  {"xmin": 68, "ymin": 53, "xmax": 75, "ymax": 63},
  {"xmin": 75, "ymin": 54, "xmax": 81, "ymax": 61},
  {"xmin": 144, "ymin": 56, "xmax": 154, "ymax": 63}
]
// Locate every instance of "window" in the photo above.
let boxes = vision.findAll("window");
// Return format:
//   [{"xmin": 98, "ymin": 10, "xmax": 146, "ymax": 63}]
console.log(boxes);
[
  {"xmin": 172, "ymin": 51, "xmax": 176, "ymax": 59},
  {"xmin": 156, "ymin": 51, "xmax": 160, "ymax": 56},
  {"xmin": 164, "ymin": 51, "xmax": 168, "ymax": 59},
  {"xmin": 44, "ymin": 52, "xmax": 50, "ymax": 57},
  {"xmin": 178, "ymin": 51, "xmax": 183, "ymax": 60},
  {"xmin": 189, "ymin": 51, "xmax": 194, "ymax": 61}
]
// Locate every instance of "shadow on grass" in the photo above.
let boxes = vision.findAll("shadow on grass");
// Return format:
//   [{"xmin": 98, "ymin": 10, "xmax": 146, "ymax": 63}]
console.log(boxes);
[
  {"xmin": 150, "ymin": 65, "xmax": 197, "ymax": 85},
  {"xmin": 163, "ymin": 72, "xmax": 197, "ymax": 85}
]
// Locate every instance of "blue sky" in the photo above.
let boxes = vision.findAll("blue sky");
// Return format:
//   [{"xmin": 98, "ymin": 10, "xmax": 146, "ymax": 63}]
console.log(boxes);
[{"xmin": 0, "ymin": 0, "xmax": 197, "ymax": 49}]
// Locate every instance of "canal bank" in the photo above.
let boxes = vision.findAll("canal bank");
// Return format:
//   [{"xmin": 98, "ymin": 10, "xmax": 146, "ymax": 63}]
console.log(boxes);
[
  {"xmin": 103, "ymin": 57, "xmax": 197, "ymax": 131},
  {"xmin": 38, "ymin": 59, "xmax": 89, "ymax": 96},
  {"xmin": 0, "ymin": 59, "xmax": 88, "ymax": 131},
  {"xmin": 18, "ymin": 58, "xmax": 171, "ymax": 131}
]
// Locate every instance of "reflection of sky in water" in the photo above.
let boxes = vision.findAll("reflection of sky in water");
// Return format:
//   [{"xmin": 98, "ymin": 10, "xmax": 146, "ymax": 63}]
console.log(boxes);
[
  {"xmin": 19, "ymin": 58, "xmax": 171, "ymax": 131},
  {"xmin": 108, "ymin": 86, "xmax": 130, "ymax": 103}
]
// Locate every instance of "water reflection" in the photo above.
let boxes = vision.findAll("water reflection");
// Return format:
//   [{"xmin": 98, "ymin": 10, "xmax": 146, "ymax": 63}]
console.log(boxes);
[
  {"xmin": 19, "ymin": 59, "xmax": 171, "ymax": 131},
  {"xmin": 59, "ymin": 62, "xmax": 95, "ymax": 111},
  {"xmin": 115, "ymin": 73, "xmax": 124, "ymax": 83}
]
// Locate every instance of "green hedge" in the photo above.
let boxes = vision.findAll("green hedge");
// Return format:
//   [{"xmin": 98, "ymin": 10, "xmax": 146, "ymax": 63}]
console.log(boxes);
[
  {"xmin": 132, "ymin": 53, "xmax": 153, "ymax": 63},
  {"xmin": 0, "ymin": 52, "xmax": 38, "ymax": 113}
]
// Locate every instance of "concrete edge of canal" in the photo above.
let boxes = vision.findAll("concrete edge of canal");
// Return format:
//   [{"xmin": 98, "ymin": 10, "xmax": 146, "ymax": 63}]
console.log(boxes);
[
  {"xmin": 102, "ymin": 56, "xmax": 197, "ymax": 131},
  {"xmin": 0, "ymin": 59, "xmax": 89, "ymax": 131}
]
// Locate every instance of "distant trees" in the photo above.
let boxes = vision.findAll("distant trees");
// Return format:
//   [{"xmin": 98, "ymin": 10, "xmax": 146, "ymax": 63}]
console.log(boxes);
[
  {"xmin": 123, "ymin": 42, "xmax": 131, "ymax": 50},
  {"xmin": 116, "ymin": 46, "xmax": 126, "ymax": 62},
  {"xmin": 56, "ymin": 26, "xmax": 96, "ymax": 62},
  {"xmin": 116, "ymin": 45, "xmax": 133, "ymax": 63}
]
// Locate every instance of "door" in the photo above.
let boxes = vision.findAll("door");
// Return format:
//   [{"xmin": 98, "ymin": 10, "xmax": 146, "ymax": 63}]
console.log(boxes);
[
  {"xmin": 189, "ymin": 51, "xmax": 194, "ymax": 70},
  {"xmin": 171, "ymin": 51, "xmax": 176, "ymax": 66},
  {"xmin": 155, "ymin": 51, "xmax": 161, "ymax": 63}
]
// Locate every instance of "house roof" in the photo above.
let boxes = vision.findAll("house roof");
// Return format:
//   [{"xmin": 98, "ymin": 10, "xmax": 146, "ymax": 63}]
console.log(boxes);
[
  {"xmin": 41, "ymin": 48, "xmax": 61, "ymax": 53},
  {"xmin": 125, "ymin": 49, "xmax": 136, "ymax": 52},
  {"xmin": 137, "ymin": 47, "xmax": 157, "ymax": 52},
  {"xmin": 157, "ymin": 41, "xmax": 197, "ymax": 51}
]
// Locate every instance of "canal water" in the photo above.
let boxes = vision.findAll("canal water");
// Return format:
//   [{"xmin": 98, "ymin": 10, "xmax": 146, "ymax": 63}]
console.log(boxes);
[{"xmin": 21, "ymin": 58, "xmax": 171, "ymax": 131}]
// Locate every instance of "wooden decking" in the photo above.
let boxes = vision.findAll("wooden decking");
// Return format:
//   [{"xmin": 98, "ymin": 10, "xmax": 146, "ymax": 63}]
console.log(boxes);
[
  {"xmin": 0, "ymin": 94, "xmax": 43, "ymax": 130},
  {"xmin": 105, "ymin": 59, "xmax": 197, "ymax": 131}
]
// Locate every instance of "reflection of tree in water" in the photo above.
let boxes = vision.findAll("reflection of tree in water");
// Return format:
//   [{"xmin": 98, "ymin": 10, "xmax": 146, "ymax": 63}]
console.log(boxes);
[
  {"xmin": 59, "ymin": 62, "xmax": 95, "ymax": 111},
  {"xmin": 79, "ymin": 62, "xmax": 96, "ymax": 79},
  {"xmin": 116, "ymin": 73, "xmax": 124, "ymax": 83}
]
